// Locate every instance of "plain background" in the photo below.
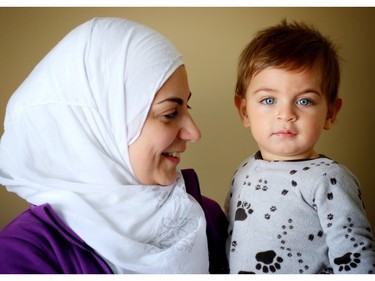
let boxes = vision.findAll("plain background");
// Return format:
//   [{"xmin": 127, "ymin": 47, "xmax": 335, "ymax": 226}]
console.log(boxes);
[{"xmin": 0, "ymin": 7, "xmax": 374, "ymax": 231}]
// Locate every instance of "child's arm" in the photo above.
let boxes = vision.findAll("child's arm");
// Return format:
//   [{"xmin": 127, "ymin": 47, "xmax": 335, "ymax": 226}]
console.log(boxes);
[{"xmin": 313, "ymin": 165, "xmax": 375, "ymax": 274}]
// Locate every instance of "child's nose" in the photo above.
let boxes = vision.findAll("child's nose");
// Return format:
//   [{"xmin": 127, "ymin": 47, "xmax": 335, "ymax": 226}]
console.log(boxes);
[{"xmin": 277, "ymin": 106, "xmax": 297, "ymax": 122}]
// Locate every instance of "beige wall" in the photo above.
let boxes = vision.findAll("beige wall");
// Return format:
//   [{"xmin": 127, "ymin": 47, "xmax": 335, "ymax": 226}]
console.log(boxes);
[{"xmin": 1, "ymin": 7, "xmax": 374, "ymax": 230}]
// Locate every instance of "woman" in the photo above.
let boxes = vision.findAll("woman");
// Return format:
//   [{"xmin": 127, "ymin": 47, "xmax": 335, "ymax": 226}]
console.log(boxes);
[{"xmin": 0, "ymin": 17, "xmax": 228, "ymax": 274}]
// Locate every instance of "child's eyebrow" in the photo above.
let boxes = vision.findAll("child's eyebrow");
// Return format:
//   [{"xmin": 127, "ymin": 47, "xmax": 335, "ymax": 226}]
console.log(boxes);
[
  {"xmin": 253, "ymin": 87, "xmax": 275, "ymax": 94},
  {"xmin": 253, "ymin": 87, "xmax": 322, "ymax": 96}
]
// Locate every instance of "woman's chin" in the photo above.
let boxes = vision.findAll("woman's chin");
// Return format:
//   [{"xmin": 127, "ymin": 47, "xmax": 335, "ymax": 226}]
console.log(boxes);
[{"xmin": 158, "ymin": 171, "xmax": 177, "ymax": 186}]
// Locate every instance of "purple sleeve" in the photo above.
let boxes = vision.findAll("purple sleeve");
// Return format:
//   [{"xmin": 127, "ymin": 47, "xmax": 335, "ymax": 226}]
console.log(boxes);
[
  {"xmin": 0, "ymin": 204, "xmax": 112, "ymax": 274},
  {"xmin": 182, "ymin": 169, "xmax": 229, "ymax": 274}
]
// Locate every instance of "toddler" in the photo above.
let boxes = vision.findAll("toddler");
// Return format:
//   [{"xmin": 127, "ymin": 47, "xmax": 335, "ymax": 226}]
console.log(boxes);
[{"xmin": 225, "ymin": 19, "xmax": 375, "ymax": 274}]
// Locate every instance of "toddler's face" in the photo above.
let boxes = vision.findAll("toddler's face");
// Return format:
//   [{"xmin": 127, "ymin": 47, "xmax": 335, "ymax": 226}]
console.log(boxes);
[{"xmin": 235, "ymin": 66, "xmax": 337, "ymax": 161}]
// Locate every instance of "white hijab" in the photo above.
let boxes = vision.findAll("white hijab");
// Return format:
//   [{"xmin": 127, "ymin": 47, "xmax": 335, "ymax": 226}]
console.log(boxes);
[{"xmin": 0, "ymin": 17, "xmax": 209, "ymax": 274}]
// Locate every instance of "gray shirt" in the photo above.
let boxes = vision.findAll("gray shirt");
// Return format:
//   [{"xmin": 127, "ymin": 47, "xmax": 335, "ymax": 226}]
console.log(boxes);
[{"xmin": 226, "ymin": 151, "xmax": 375, "ymax": 274}]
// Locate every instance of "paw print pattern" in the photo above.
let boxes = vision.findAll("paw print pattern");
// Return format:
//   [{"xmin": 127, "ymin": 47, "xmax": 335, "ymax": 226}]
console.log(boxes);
[
  {"xmin": 327, "ymin": 213, "xmax": 334, "ymax": 228},
  {"xmin": 255, "ymin": 178, "xmax": 268, "ymax": 191},
  {"xmin": 342, "ymin": 217, "xmax": 371, "ymax": 250},
  {"xmin": 281, "ymin": 189, "xmax": 289, "ymax": 196},
  {"xmin": 243, "ymin": 175, "xmax": 251, "ymax": 187},
  {"xmin": 230, "ymin": 240, "xmax": 237, "ymax": 252},
  {"xmin": 277, "ymin": 218, "xmax": 310, "ymax": 273},
  {"xmin": 308, "ymin": 230, "xmax": 323, "ymax": 241},
  {"xmin": 277, "ymin": 218, "xmax": 294, "ymax": 248},
  {"xmin": 330, "ymin": 177, "xmax": 337, "ymax": 185},
  {"xmin": 290, "ymin": 166, "xmax": 310, "ymax": 175},
  {"xmin": 310, "ymin": 161, "xmax": 332, "ymax": 168},
  {"xmin": 334, "ymin": 217, "xmax": 375, "ymax": 272},
  {"xmin": 235, "ymin": 200, "xmax": 253, "ymax": 221},
  {"xmin": 255, "ymin": 250, "xmax": 283, "ymax": 273},
  {"xmin": 264, "ymin": 206, "xmax": 277, "ymax": 220},
  {"xmin": 343, "ymin": 217, "xmax": 355, "ymax": 241},
  {"xmin": 334, "ymin": 252, "xmax": 361, "ymax": 272}
]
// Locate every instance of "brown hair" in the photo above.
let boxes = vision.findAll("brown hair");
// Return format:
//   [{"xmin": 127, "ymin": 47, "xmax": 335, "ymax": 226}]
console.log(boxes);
[{"xmin": 236, "ymin": 19, "xmax": 340, "ymax": 111}]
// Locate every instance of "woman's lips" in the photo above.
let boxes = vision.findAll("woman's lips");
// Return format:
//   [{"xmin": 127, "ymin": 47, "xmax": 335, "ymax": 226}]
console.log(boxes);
[{"xmin": 162, "ymin": 152, "xmax": 181, "ymax": 164}]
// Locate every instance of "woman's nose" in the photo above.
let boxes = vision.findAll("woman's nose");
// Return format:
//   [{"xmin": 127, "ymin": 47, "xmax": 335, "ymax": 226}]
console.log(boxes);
[{"xmin": 179, "ymin": 114, "xmax": 201, "ymax": 142}]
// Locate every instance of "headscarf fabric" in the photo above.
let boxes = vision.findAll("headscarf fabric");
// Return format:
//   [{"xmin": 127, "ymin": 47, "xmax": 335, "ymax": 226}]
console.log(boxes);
[{"xmin": 0, "ymin": 17, "xmax": 209, "ymax": 273}]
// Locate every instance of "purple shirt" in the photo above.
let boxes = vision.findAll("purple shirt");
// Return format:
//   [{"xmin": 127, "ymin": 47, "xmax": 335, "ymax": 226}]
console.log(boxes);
[
  {"xmin": 0, "ymin": 169, "xmax": 229, "ymax": 274},
  {"xmin": 0, "ymin": 203, "xmax": 113, "ymax": 273}
]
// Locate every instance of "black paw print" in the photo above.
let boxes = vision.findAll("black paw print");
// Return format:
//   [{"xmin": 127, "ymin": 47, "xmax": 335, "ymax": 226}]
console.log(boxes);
[
  {"xmin": 255, "ymin": 179, "xmax": 268, "ymax": 191},
  {"xmin": 334, "ymin": 252, "xmax": 361, "ymax": 272},
  {"xmin": 308, "ymin": 230, "xmax": 323, "ymax": 241},
  {"xmin": 235, "ymin": 200, "xmax": 253, "ymax": 221},
  {"xmin": 255, "ymin": 250, "xmax": 283, "ymax": 273},
  {"xmin": 281, "ymin": 189, "xmax": 289, "ymax": 196},
  {"xmin": 243, "ymin": 175, "xmax": 251, "ymax": 187},
  {"xmin": 277, "ymin": 218, "xmax": 294, "ymax": 247},
  {"xmin": 264, "ymin": 206, "xmax": 277, "ymax": 220},
  {"xmin": 231, "ymin": 240, "xmax": 237, "ymax": 252},
  {"xmin": 343, "ymin": 217, "xmax": 354, "ymax": 239},
  {"xmin": 327, "ymin": 213, "xmax": 334, "ymax": 228},
  {"xmin": 330, "ymin": 178, "xmax": 337, "ymax": 185}
]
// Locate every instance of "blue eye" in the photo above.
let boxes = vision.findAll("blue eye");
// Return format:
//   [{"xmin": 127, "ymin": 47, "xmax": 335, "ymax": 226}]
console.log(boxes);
[
  {"xmin": 297, "ymin": 99, "xmax": 312, "ymax": 106},
  {"xmin": 261, "ymin": 98, "xmax": 275, "ymax": 105}
]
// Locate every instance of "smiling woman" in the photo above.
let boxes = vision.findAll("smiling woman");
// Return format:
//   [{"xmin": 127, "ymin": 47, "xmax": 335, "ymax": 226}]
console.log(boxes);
[
  {"xmin": 0, "ymin": 17, "xmax": 228, "ymax": 274},
  {"xmin": 129, "ymin": 65, "xmax": 201, "ymax": 186}
]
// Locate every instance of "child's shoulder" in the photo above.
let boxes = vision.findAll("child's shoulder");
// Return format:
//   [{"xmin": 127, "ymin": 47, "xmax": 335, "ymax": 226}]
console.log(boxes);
[
  {"xmin": 313, "ymin": 156, "xmax": 357, "ymax": 178},
  {"xmin": 303, "ymin": 156, "xmax": 360, "ymax": 193},
  {"xmin": 234, "ymin": 152, "xmax": 258, "ymax": 169}
]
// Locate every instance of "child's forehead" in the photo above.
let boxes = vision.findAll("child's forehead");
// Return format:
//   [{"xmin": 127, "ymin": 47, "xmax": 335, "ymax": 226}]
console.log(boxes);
[
  {"xmin": 247, "ymin": 65, "xmax": 324, "ymax": 95},
  {"xmin": 251, "ymin": 64, "xmax": 323, "ymax": 80}
]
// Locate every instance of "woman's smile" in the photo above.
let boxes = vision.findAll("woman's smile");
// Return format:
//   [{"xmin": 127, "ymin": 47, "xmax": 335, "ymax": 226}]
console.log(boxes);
[{"xmin": 162, "ymin": 151, "xmax": 182, "ymax": 164}]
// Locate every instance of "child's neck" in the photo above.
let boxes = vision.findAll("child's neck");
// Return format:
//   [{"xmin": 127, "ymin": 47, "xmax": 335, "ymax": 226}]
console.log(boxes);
[{"xmin": 257, "ymin": 150, "xmax": 320, "ymax": 161}]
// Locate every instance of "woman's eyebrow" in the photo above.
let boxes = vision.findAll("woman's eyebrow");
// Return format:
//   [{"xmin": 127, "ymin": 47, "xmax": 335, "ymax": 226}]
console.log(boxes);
[
  {"xmin": 157, "ymin": 97, "xmax": 183, "ymax": 105},
  {"xmin": 157, "ymin": 92, "xmax": 192, "ymax": 105}
]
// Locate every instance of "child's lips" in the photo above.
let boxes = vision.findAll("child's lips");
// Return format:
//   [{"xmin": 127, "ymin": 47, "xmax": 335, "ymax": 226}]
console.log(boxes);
[{"xmin": 273, "ymin": 130, "xmax": 297, "ymax": 138}]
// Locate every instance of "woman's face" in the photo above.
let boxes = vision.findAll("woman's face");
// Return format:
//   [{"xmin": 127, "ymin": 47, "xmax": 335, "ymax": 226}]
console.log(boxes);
[{"xmin": 128, "ymin": 65, "xmax": 201, "ymax": 185}]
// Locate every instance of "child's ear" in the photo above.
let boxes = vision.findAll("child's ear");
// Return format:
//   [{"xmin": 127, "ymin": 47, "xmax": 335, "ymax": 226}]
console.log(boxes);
[
  {"xmin": 234, "ymin": 95, "xmax": 250, "ymax": 128},
  {"xmin": 324, "ymin": 98, "xmax": 342, "ymax": 130}
]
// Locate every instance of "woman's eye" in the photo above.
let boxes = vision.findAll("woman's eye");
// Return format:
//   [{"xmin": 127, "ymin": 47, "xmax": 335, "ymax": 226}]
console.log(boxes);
[
  {"xmin": 164, "ymin": 111, "xmax": 178, "ymax": 120},
  {"xmin": 261, "ymin": 98, "xmax": 275, "ymax": 105},
  {"xmin": 297, "ymin": 99, "xmax": 312, "ymax": 106}
]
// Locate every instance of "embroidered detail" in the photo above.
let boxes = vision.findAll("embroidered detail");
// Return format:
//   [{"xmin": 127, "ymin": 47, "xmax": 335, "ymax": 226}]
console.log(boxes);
[{"xmin": 146, "ymin": 217, "xmax": 198, "ymax": 253}]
